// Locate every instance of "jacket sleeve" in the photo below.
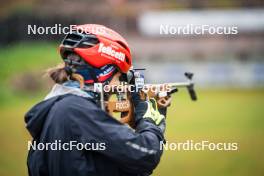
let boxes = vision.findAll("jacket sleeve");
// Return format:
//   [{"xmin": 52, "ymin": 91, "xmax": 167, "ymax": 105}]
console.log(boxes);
[{"xmin": 67, "ymin": 98, "xmax": 164, "ymax": 174}]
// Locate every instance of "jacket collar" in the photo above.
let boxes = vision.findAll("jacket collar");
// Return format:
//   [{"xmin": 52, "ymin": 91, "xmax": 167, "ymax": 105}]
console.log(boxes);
[{"xmin": 44, "ymin": 81, "xmax": 93, "ymax": 100}]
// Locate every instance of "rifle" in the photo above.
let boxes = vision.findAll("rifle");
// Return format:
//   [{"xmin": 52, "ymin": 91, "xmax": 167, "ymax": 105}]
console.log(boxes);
[{"xmin": 92, "ymin": 70, "xmax": 197, "ymax": 127}]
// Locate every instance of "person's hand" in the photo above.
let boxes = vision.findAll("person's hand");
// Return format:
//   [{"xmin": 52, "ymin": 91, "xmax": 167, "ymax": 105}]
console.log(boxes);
[
  {"xmin": 131, "ymin": 92, "xmax": 166, "ymax": 126},
  {"xmin": 142, "ymin": 98, "xmax": 165, "ymax": 125}
]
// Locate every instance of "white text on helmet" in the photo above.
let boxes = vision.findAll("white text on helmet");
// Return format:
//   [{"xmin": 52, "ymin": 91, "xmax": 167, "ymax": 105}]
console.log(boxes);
[{"xmin": 98, "ymin": 43, "xmax": 125, "ymax": 62}]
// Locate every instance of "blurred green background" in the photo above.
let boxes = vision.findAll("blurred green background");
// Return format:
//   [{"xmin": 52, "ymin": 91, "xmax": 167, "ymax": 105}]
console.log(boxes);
[
  {"xmin": 1, "ymin": 0, "xmax": 264, "ymax": 176},
  {"xmin": 0, "ymin": 43, "xmax": 263, "ymax": 176}
]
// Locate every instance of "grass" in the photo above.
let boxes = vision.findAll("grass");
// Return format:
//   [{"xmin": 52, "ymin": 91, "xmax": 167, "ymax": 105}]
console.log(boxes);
[
  {"xmin": 0, "ymin": 42, "xmax": 59, "ymax": 105},
  {"xmin": 0, "ymin": 42, "xmax": 59, "ymax": 81},
  {"xmin": 153, "ymin": 89, "xmax": 264, "ymax": 176},
  {"xmin": 0, "ymin": 89, "xmax": 263, "ymax": 176},
  {"xmin": 0, "ymin": 43, "xmax": 263, "ymax": 176}
]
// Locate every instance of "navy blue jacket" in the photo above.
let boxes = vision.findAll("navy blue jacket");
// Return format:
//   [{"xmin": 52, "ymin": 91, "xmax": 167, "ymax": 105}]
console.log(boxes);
[{"xmin": 25, "ymin": 94, "xmax": 164, "ymax": 176}]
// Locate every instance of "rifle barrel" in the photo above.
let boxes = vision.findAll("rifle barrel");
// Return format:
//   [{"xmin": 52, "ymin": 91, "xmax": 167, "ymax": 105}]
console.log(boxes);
[{"xmin": 145, "ymin": 82, "xmax": 192, "ymax": 88}]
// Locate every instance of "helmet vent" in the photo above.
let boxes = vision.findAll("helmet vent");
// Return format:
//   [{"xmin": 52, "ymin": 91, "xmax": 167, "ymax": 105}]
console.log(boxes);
[
  {"xmin": 79, "ymin": 37, "xmax": 99, "ymax": 48},
  {"xmin": 67, "ymin": 33, "xmax": 83, "ymax": 41},
  {"xmin": 62, "ymin": 32, "xmax": 99, "ymax": 48},
  {"xmin": 125, "ymin": 56, "xmax": 130, "ymax": 65},
  {"xmin": 63, "ymin": 40, "xmax": 78, "ymax": 47},
  {"xmin": 117, "ymin": 41, "xmax": 129, "ymax": 51},
  {"xmin": 62, "ymin": 33, "xmax": 81, "ymax": 47}
]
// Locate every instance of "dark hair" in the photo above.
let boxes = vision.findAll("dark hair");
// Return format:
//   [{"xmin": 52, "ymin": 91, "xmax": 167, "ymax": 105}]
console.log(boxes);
[
  {"xmin": 47, "ymin": 63, "xmax": 69, "ymax": 84},
  {"xmin": 47, "ymin": 63, "xmax": 85, "ymax": 88}
]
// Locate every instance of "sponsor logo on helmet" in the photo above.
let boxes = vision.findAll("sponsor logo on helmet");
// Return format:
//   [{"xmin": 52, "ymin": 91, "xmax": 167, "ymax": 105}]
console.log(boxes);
[
  {"xmin": 98, "ymin": 43, "xmax": 125, "ymax": 62},
  {"xmin": 99, "ymin": 65, "xmax": 116, "ymax": 76}
]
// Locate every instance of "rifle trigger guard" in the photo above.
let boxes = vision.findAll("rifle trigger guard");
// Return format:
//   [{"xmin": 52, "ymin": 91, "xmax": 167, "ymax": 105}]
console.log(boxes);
[{"xmin": 157, "ymin": 96, "xmax": 172, "ymax": 108}]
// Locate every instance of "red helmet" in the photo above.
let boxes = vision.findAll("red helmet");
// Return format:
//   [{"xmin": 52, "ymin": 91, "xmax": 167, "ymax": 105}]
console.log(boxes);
[{"xmin": 60, "ymin": 24, "xmax": 132, "ymax": 73}]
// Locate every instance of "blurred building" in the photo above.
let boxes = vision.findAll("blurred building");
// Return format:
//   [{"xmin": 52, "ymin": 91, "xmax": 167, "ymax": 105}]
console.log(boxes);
[{"xmin": 134, "ymin": 9, "xmax": 264, "ymax": 87}]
